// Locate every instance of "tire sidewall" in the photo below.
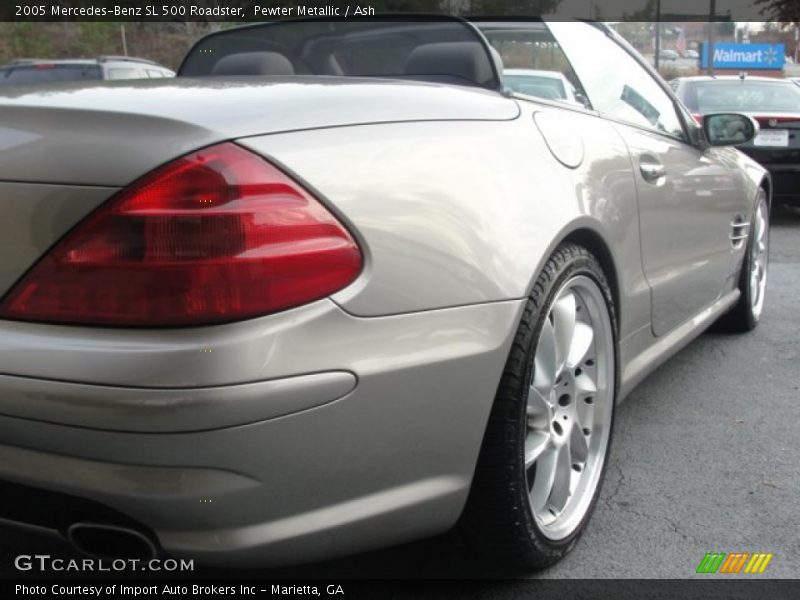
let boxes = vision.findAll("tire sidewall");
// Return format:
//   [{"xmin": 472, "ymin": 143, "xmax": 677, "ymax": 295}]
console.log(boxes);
[
  {"xmin": 514, "ymin": 248, "xmax": 619, "ymax": 560},
  {"xmin": 739, "ymin": 190, "xmax": 769, "ymax": 329}
]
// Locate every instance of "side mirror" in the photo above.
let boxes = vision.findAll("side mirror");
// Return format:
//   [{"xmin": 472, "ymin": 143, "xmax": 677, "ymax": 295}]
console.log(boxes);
[{"xmin": 703, "ymin": 113, "xmax": 758, "ymax": 147}]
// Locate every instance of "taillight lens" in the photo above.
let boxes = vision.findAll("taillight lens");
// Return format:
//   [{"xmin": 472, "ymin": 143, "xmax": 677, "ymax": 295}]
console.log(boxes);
[
  {"xmin": 692, "ymin": 113, "xmax": 704, "ymax": 126},
  {"xmin": 0, "ymin": 143, "xmax": 362, "ymax": 326}
]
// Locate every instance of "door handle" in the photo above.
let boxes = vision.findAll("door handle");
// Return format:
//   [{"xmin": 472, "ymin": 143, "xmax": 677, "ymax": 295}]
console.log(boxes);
[{"xmin": 639, "ymin": 157, "xmax": 666, "ymax": 183}]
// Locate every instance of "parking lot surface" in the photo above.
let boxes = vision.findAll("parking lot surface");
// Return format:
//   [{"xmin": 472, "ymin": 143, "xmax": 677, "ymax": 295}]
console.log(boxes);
[{"xmin": 1, "ymin": 206, "xmax": 798, "ymax": 580}]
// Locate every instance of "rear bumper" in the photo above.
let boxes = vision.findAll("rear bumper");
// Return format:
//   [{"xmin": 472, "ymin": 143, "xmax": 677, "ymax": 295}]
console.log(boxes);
[
  {"xmin": 0, "ymin": 370, "xmax": 356, "ymax": 433},
  {"xmin": 0, "ymin": 298, "xmax": 524, "ymax": 567}
]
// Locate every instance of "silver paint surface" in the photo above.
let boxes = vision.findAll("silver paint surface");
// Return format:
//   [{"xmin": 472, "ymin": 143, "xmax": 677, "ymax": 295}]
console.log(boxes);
[
  {"xmin": 0, "ymin": 183, "xmax": 116, "ymax": 295},
  {"xmin": 0, "ymin": 78, "xmax": 518, "ymax": 185}
]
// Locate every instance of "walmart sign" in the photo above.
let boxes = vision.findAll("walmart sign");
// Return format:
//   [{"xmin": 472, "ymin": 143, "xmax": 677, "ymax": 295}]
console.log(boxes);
[{"xmin": 700, "ymin": 42, "xmax": 785, "ymax": 70}]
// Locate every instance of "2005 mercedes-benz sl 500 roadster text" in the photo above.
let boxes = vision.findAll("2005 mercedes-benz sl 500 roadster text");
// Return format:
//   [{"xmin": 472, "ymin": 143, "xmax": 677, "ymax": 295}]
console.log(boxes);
[{"xmin": 0, "ymin": 18, "xmax": 770, "ymax": 569}]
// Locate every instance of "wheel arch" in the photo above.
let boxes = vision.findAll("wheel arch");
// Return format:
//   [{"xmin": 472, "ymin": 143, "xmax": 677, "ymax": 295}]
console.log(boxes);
[
  {"xmin": 560, "ymin": 228, "xmax": 620, "ymax": 326},
  {"xmin": 527, "ymin": 220, "xmax": 622, "ymax": 336},
  {"xmin": 759, "ymin": 174, "xmax": 772, "ymax": 212},
  {"xmin": 459, "ymin": 232, "xmax": 620, "ymax": 563}
]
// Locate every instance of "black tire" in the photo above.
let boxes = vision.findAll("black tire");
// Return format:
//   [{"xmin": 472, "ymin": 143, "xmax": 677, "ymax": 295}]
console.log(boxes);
[
  {"xmin": 459, "ymin": 243, "xmax": 617, "ymax": 570},
  {"xmin": 715, "ymin": 188, "xmax": 769, "ymax": 333}
]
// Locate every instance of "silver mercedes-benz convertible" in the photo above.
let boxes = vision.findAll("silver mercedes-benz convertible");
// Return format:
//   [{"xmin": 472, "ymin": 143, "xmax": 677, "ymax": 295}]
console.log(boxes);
[{"xmin": 0, "ymin": 18, "xmax": 770, "ymax": 569}]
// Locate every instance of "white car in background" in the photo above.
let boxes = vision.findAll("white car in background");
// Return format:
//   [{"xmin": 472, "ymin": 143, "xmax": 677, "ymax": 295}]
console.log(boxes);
[
  {"xmin": 0, "ymin": 56, "xmax": 174, "ymax": 86},
  {"xmin": 502, "ymin": 68, "xmax": 582, "ymax": 105}
]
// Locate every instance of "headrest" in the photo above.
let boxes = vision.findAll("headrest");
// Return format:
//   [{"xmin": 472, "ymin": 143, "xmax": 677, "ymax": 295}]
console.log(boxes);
[
  {"xmin": 403, "ymin": 42, "xmax": 495, "ymax": 87},
  {"xmin": 211, "ymin": 52, "xmax": 295, "ymax": 76}
]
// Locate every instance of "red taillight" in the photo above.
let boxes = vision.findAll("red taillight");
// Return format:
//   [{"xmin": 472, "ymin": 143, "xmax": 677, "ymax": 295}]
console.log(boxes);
[
  {"xmin": 0, "ymin": 143, "xmax": 362, "ymax": 326},
  {"xmin": 692, "ymin": 113, "xmax": 704, "ymax": 126}
]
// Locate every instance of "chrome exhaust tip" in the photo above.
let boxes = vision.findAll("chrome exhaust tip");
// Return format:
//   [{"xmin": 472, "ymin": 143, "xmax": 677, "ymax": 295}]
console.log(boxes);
[{"xmin": 66, "ymin": 522, "xmax": 159, "ymax": 560}]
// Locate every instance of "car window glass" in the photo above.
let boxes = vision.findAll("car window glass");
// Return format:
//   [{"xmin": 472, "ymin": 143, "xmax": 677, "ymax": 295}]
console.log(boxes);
[
  {"xmin": 547, "ymin": 22, "xmax": 685, "ymax": 140},
  {"xmin": 0, "ymin": 64, "xmax": 102, "ymax": 85},
  {"xmin": 107, "ymin": 68, "xmax": 140, "ymax": 80},
  {"xmin": 477, "ymin": 22, "xmax": 589, "ymax": 108},
  {"xmin": 146, "ymin": 69, "xmax": 165, "ymax": 78},
  {"xmin": 693, "ymin": 81, "xmax": 800, "ymax": 112},
  {"xmin": 504, "ymin": 74, "xmax": 565, "ymax": 98}
]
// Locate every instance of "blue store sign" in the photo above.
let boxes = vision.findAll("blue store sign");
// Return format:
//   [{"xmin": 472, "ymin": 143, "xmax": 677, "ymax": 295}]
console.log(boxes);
[{"xmin": 700, "ymin": 42, "xmax": 785, "ymax": 69}]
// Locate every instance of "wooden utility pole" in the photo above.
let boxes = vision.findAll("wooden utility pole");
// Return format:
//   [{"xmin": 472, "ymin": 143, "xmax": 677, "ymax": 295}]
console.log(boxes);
[
  {"xmin": 654, "ymin": 0, "xmax": 661, "ymax": 70},
  {"xmin": 795, "ymin": 24, "xmax": 799, "ymax": 64},
  {"xmin": 120, "ymin": 25, "xmax": 128, "ymax": 56}
]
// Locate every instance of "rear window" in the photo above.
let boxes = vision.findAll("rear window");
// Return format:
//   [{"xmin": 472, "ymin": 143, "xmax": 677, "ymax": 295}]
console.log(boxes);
[
  {"xmin": 0, "ymin": 64, "xmax": 102, "ymax": 85},
  {"xmin": 691, "ymin": 81, "xmax": 800, "ymax": 113}
]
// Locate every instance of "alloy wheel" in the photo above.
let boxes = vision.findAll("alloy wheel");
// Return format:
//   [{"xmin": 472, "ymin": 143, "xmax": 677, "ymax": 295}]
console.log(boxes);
[{"xmin": 525, "ymin": 275, "xmax": 615, "ymax": 541}]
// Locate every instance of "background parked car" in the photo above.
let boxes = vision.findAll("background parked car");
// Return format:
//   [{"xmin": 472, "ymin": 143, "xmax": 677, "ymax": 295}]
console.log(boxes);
[
  {"xmin": 502, "ymin": 68, "xmax": 581, "ymax": 104},
  {"xmin": 672, "ymin": 75, "xmax": 800, "ymax": 206},
  {"xmin": 0, "ymin": 56, "xmax": 174, "ymax": 86},
  {"xmin": 659, "ymin": 49, "xmax": 679, "ymax": 61}
]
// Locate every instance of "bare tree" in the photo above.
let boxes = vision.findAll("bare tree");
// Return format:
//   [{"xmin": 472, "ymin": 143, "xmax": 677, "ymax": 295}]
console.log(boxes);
[{"xmin": 756, "ymin": 0, "xmax": 800, "ymax": 22}]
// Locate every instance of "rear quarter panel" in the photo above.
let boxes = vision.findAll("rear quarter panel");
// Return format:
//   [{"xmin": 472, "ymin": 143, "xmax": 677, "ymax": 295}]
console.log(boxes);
[
  {"xmin": 0, "ymin": 183, "xmax": 117, "ymax": 295},
  {"xmin": 240, "ymin": 101, "xmax": 649, "ymax": 342}
]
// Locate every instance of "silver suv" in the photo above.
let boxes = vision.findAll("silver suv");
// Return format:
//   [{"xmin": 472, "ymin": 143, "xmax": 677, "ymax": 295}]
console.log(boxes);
[{"xmin": 0, "ymin": 56, "xmax": 174, "ymax": 86}]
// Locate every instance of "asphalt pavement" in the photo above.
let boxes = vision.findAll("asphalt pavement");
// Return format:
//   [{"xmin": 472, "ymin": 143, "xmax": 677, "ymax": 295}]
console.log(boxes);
[{"xmin": 1, "ymin": 206, "xmax": 799, "ymax": 581}]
